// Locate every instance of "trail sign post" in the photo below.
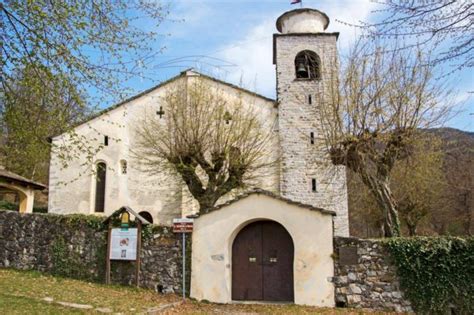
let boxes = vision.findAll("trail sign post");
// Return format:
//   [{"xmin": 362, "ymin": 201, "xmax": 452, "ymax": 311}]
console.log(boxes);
[
  {"xmin": 103, "ymin": 206, "xmax": 151, "ymax": 287},
  {"xmin": 173, "ymin": 218, "xmax": 193, "ymax": 300}
]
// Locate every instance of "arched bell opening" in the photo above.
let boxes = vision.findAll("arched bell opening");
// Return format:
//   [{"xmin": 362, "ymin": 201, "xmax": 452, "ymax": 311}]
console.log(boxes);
[{"xmin": 295, "ymin": 50, "xmax": 321, "ymax": 80}]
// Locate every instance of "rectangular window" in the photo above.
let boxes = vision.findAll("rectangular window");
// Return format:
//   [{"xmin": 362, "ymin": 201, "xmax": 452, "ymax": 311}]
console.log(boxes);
[
  {"xmin": 312, "ymin": 178, "xmax": 317, "ymax": 192},
  {"xmin": 310, "ymin": 132, "xmax": 315, "ymax": 144},
  {"xmin": 308, "ymin": 94, "xmax": 312, "ymax": 104},
  {"xmin": 104, "ymin": 135, "xmax": 109, "ymax": 146}
]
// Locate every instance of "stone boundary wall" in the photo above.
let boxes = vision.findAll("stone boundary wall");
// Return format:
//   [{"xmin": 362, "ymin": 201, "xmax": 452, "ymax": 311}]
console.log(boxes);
[
  {"xmin": 333, "ymin": 237, "xmax": 412, "ymax": 312},
  {"xmin": 0, "ymin": 210, "xmax": 185, "ymax": 294}
]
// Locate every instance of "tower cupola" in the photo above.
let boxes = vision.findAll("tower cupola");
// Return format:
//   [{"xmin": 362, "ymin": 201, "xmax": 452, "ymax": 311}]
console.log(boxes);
[{"xmin": 276, "ymin": 8, "xmax": 329, "ymax": 34}]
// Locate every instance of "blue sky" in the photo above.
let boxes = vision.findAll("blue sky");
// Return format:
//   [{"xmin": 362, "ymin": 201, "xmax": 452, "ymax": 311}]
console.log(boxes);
[{"xmin": 120, "ymin": 0, "xmax": 473, "ymax": 131}]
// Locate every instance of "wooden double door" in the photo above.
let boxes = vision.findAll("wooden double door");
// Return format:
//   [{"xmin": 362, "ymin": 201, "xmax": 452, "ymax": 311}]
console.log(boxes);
[{"xmin": 232, "ymin": 221, "xmax": 294, "ymax": 302}]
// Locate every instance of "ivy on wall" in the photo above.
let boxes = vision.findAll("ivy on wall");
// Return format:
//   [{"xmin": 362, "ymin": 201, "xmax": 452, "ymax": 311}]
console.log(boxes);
[
  {"xmin": 50, "ymin": 215, "xmax": 107, "ymax": 282},
  {"xmin": 387, "ymin": 237, "xmax": 474, "ymax": 314}
]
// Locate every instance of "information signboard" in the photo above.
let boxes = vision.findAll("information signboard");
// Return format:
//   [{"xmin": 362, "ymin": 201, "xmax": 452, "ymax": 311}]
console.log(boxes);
[
  {"xmin": 110, "ymin": 228, "xmax": 138, "ymax": 261},
  {"xmin": 173, "ymin": 218, "xmax": 194, "ymax": 233}
]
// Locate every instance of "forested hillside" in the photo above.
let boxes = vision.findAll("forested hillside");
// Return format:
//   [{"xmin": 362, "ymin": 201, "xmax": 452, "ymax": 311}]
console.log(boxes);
[{"xmin": 349, "ymin": 128, "xmax": 473, "ymax": 237}]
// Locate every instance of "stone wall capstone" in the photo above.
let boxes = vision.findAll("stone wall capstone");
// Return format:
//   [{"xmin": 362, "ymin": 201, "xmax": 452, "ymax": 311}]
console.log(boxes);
[
  {"xmin": 0, "ymin": 209, "xmax": 185, "ymax": 294},
  {"xmin": 333, "ymin": 236, "xmax": 412, "ymax": 312}
]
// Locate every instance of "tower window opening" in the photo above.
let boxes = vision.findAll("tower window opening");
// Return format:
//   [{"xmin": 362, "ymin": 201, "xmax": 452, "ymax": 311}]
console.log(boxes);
[
  {"xmin": 104, "ymin": 135, "xmax": 109, "ymax": 146},
  {"xmin": 295, "ymin": 50, "xmax": 321, "ymax": 80},
  {"xmin": 310, "ymin": 132, "xmax": 315, "ymax": 144},
  {"xmin": 311, "ymin": 178, "xmax": 317, "ymax": 192},
  {"xmin": 308, "ymin": 95, "xmax": 312, "ymax": 104}
]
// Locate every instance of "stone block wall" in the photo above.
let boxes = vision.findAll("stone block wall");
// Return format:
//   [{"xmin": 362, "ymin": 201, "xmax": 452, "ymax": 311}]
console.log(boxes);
[
  {"xmin": 333, "ymin": 237, "xmax": 412, "ymax": 312},
  {"xmin": 274, "ymin": 33, "xmax": 349, "ymax": 237},
  {"xmin": 0, "ymin": 210, "xmax": 185, "ymax": 294}
]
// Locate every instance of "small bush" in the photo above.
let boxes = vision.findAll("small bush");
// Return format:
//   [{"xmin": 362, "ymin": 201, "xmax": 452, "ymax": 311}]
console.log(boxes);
[{"xmin": 0, "ymin": 200, "xmax": 18, "ymax": 210}]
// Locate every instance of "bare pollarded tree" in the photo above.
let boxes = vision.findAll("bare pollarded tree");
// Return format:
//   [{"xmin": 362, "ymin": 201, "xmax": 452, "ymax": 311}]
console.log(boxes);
[
  {"xmin": 133, "ymin": 78, "xmax": 276, "ymax": 212},
  {"xmin": 320, "ymin": 38, "xmax": 455, "ymax": 237},
  {"xmin": 359, "ymin": 0, "xmax": 473, "ymax": 71}
]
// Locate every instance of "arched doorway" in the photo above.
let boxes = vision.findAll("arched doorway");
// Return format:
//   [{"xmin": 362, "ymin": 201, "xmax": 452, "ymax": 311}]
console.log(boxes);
[{"xmin": 232, "ymin": 220, "xmax": 294, "ymax": 302}]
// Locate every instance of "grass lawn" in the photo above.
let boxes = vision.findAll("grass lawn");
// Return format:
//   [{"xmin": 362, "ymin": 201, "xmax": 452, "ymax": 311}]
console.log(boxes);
[{"xmin": 0, "ymin": 268, "xmax": 399, "ymax": 314}]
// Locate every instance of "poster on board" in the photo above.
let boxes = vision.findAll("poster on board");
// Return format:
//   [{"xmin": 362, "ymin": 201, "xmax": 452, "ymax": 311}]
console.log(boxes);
[{"xmin": 110, "ymin": 228, "xmax": 138, "ymax": 260}]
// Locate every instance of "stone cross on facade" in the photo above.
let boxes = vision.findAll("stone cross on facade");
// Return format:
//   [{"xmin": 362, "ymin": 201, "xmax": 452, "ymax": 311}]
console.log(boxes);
[{"xmin": 156, "ymin": 106, "xmax": 165, "ymax": 118}]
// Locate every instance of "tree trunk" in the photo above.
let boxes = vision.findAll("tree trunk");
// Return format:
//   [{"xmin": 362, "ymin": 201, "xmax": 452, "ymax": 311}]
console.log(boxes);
[
  {"xmin": 360, "ymin": 172, "xmax": 401, "ymax": 237},
  {"xmin": 407, "ymin": 222, "xmax": 417, "ymax": 236}
]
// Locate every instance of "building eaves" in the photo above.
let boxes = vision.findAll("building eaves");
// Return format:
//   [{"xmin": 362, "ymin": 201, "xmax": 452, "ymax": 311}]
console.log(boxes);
[
  {"xmin": 51, "ymin": 69, "xmax": 276, "ymax": 140},
  {"xmin": 0, "ymin": 169, "xmax": 47, "ymax": 190},
  {"xmin": 190, "ymin": 188, "xmax": 336, "ymax": 218}
]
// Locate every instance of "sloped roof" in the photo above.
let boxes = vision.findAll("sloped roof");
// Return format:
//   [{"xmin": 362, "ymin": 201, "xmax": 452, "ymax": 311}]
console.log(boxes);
[
  {"xmin": 103, "ymin": 206, "xmax": 152, "ymax": 225},
  {"xmin": 191, "ymin": 188, "xmax": 336, "ymax": 217},
  {"xmin": 53, "ymin": 69, "xmax": 276, "ymax": 139},
  {"xmin": 0, "ymin": 169, "xmax": 47, "ymax": 190}
]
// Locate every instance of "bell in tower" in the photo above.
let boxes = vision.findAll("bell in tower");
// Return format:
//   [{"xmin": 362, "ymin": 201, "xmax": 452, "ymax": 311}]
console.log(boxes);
[{"xmin": 296, "ymin": 60, "xmax": 308, "ymax": 78}]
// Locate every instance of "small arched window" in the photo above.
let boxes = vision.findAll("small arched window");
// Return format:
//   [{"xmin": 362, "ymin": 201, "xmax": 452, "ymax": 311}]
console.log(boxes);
[
  {"xmin": 95, "ymin": 162, "xmax": 107, "ymax": 212},
  {"xmin": 295, "ymin": 50, "xmax": 321, "ymax": 80},
  {"xmin": 138, "ymin": 211, "xmax": 153, "ymax": 224}
]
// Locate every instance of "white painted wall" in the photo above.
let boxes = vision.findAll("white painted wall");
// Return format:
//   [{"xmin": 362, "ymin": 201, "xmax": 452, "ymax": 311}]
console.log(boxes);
[
  {"xmin": 48, "ymin": 71, "xmax": 278, "ymax": 224},
  {"xmin": 278, "ymin": 10, "xmax": 329, "ymax": 33},
  {"xmin": 190, "ymin": 193, "xmax": 335, "ymax": 307}
]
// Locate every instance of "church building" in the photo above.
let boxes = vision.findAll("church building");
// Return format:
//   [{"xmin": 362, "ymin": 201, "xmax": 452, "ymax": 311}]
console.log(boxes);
[{"xmin": 48, "ymin": 8, "xmax": 348, "ymax": 306}]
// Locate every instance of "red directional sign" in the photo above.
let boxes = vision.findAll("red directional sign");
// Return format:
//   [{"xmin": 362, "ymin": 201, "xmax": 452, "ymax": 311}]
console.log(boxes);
[{"xmin": 173, "ymin": 218, "xmax": 194, "ymax": 233}]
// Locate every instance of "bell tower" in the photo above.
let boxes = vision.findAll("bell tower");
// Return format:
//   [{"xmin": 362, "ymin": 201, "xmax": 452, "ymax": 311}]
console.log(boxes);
[{"xmin": 274, "ymin": 8, "xmax": 349, "ymax": 236}]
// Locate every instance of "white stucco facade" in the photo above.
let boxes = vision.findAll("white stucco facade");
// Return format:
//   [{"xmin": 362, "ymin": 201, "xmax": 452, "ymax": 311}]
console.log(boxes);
[
  {"xmin": 48, "ymin": 71, "xmax": 279, "ymax": 225},
  {"xmin": 190, "ymin": 191, "xmax": 335, "ymax": 306}
]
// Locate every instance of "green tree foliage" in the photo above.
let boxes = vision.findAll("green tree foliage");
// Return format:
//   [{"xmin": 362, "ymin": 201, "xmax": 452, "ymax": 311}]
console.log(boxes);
[
  {"xmin": 1, "ymin": 0, "xmax": 168, "ymax": 104},
  {"xmin": 0, "ymin": 64, "xmax": 88, "ymax": 182},
  {"xmin": 387, "ymin": 237, "xmax": 474, "ymax": 314},
  {"xmin": 1, "ymin": 1, "xmax": 168, "ymax": 179}
]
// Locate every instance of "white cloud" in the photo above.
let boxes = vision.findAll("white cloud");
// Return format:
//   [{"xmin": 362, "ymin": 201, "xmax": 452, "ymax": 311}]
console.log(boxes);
[
  {"xmin": 211, "ymin": 1, "xmax": 377, "ymax": 98},
  {"xmin": 215, "ymin": 18, "xmax": 276, "ymax": 97}
]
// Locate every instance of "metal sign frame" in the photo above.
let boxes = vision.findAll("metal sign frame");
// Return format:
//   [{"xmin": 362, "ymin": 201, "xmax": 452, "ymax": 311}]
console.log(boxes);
[{"xmin": 173, "ymin": 218, "xmax": 193, "ymax": 300}]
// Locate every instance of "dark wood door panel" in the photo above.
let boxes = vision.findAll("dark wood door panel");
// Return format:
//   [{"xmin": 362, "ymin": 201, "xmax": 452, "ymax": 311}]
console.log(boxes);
[
  {"xmin": 232, "ymin": 221, "xmax": 294, "ymax": 302},
  {"xmin": 262, "ymin": 221, "xmax": 294, "ymax": 302},
  {"xmin": 231, "ymin": 222, "xmax": 263, "ymax": 300}
]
